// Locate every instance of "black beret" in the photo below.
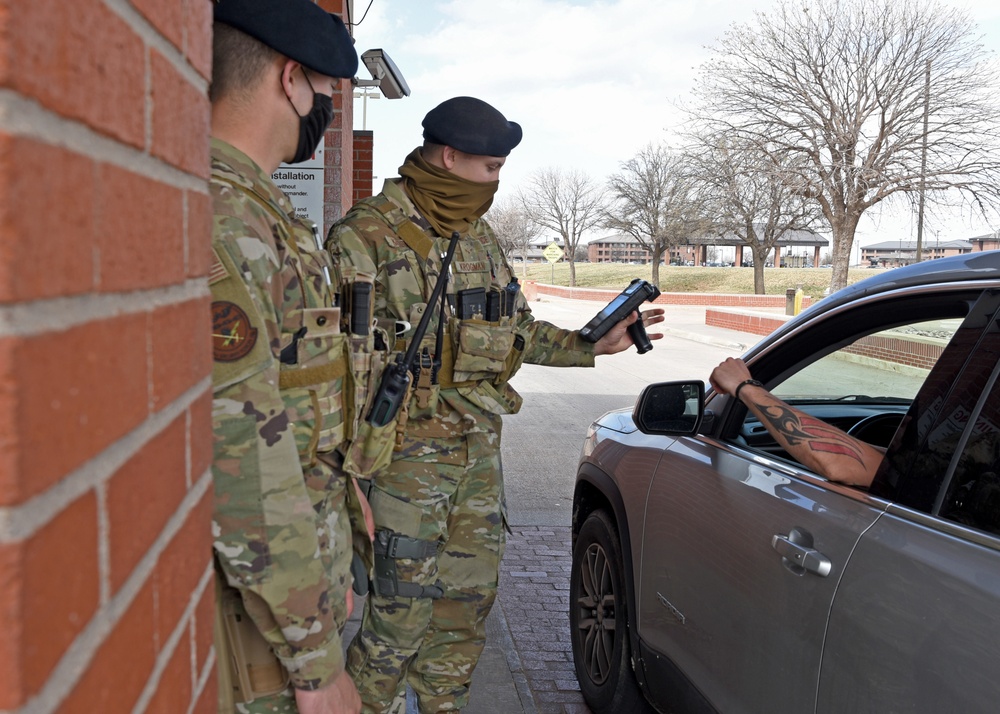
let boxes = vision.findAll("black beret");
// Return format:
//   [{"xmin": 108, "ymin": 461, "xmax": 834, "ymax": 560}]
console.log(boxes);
[
  {"xmin": 422, "ymin": 97, "xmax": 523, "ymax": 157},
  {"xmin": 214, "ymin": 0, "xmax": 359, "ymax": 79}
]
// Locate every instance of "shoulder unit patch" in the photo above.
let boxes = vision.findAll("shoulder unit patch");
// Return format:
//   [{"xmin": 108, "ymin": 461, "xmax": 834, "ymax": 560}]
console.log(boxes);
[{"xmin": 212, "ymin": 300, "xmax": 258, "ymax": 361}]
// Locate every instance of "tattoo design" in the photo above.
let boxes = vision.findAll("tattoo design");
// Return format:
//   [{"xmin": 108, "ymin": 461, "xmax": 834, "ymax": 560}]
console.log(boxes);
[{"xmin": 759, "ymin": 404, "xmax": 866, "ymax": 466}]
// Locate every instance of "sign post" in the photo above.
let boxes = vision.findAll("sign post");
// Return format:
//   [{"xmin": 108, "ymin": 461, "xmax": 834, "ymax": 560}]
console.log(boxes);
[{"xmin": 543, "ymin": 242, "xmax": 564, "ymax": 284}]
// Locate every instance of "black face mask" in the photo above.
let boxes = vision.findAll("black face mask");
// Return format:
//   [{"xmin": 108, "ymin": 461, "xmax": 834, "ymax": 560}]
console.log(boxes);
[{"xmin": 288, "ymin": 71, "xmax": 334, "ymax": 164}]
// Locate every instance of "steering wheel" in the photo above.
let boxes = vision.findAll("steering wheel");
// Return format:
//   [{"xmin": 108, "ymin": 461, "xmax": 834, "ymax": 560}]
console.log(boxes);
[{"xmin": 846, "ymin": 412, "xmax": 906, "ymax": 448}]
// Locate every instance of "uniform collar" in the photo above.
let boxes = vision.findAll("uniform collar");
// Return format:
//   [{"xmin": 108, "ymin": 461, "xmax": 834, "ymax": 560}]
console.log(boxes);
[{"xmin": 210, "ymin": 138, "xmax": 297, "ymax": 220}]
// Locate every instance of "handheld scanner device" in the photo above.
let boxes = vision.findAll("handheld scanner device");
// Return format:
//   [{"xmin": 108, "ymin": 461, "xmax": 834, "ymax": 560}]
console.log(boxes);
[{"xmin": 578, "ymin": 278, "xmax": 661, "ymax": 352}]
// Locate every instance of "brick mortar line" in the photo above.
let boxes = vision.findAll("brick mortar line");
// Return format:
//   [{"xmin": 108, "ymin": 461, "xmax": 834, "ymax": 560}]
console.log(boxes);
[
  {"xmin": 188, "ymin": 645, "xmax": 217, "ymax": 714},
  {"xmin": 500, "ymin": 526, "xmax": 588, "ymax": 713},
  {"xmin": 103, "ymin": 0, "xmax": 209, "ymax": 91},
  {"xmin": 0, "ymin": 91, "xmax": 208, "ymax": 192},
  {"xmin": 7, "ymin": 473, "xmax": 213, "ymax": 714},
  {"xmin": 131, "ymin": 565, "xmax": 214, "ymax": 714},
  {"xmin": 0, "ymin": 379, "xmax": 211, "ymax": 542},
  {"xmin": 0, "ymin": 280, "xmax": 210, "ymax": 338}
]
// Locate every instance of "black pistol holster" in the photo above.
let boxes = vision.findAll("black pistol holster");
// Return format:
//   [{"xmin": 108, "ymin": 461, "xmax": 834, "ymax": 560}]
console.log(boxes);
[{"xmin": 372, "ymin": 528, "xmax": 445, "ymax": 600}]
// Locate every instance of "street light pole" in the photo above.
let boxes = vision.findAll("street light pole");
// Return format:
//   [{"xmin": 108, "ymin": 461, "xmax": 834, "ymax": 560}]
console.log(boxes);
[
  {"xmin": 915, "ymin": 59, "xmax": 931, "ymax": 263},
  {"xmin": 352, "ymin": 88, "xmax": 381, "ymax": 130}
]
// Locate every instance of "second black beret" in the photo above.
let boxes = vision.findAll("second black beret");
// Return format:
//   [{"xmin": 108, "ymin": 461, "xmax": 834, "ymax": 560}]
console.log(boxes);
[{"xmin": 422, "ymin": 97, "xmax": 523, "ymax": 157}]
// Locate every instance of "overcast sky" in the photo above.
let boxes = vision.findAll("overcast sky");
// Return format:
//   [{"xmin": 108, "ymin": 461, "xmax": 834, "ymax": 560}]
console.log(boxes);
[{"xmin": 349, "ymin": 0, "xmax": 1000, "ymax": 248}]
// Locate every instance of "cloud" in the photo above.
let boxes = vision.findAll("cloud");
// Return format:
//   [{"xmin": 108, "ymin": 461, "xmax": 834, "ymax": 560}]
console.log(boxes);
[
  {"xmin": 353, "ymin": 0, "xmax": 736, "ymax": 188},
  {"xmin": 351, "ymin": 0, "xmax": 1000, "ymax": 242}
]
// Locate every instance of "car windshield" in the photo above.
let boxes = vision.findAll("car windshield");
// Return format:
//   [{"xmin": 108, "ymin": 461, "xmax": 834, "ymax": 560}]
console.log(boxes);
[{"xmin": 772, "ymin": 319, "xmax": 961, "ymax": 403}]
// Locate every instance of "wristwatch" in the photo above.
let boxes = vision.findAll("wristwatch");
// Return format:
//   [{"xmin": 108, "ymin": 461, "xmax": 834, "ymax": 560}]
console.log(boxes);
[{"xmin": 734, "ymin": 378, "xmax": 764, "ymax": 401}]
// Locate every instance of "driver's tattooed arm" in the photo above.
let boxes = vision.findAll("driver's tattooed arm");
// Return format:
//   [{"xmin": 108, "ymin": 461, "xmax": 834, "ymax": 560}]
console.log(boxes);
[
  {"xmin": 741, "ymin": 390, "xmax": 885, "ymax": 487},
  {"xmin": 710, "ymin": 357, "xmax": 886, "ymax": 487},
  {"xmin": 758, "ymin": 404, "xmax": 868, "ymax": 466}
]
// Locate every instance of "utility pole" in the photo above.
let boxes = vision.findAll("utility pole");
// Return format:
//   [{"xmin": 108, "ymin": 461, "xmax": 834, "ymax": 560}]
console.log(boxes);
[{"xmin": 916, "ymin": 59, "xmax": 931, "ymax": 263}]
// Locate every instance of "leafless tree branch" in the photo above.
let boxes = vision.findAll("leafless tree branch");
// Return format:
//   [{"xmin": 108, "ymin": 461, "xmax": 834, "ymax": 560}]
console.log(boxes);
[
  {"xmin": 520, "ymin": 168, "xmax": 605, "ymax": 286},
  {"xmin": 603, "ymin": 143, "xmax": 706, "ymax": 287},
  {"xmin": 690, "ymin": 0, "xmax": 1000, "ymax": 290},
  {"xmin": 485, "ymin": 195, "xmax": 540, "ymax": 277}
]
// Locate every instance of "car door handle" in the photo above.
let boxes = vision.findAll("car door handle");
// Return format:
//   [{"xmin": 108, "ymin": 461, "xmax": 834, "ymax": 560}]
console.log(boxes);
[{"xmin": 772, "ymin": 532, "xmax": 832, "ymax": 577}]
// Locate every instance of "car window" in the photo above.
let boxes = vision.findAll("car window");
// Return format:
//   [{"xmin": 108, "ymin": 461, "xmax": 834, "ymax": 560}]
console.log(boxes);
[
  {"xmin": 937, "ymin": 374, "xmax": 1000, "ymax": 536},
  {"xmin": 771, "ymin": 318, "xmax": 960, "ymax": 403},
  {"xmin": 728, "ymin": 289, "xmax": 993, "ymax": 481},
  {"xmin": 871, "ymin": 290, "xmax": 1000, "ymax": 512}
]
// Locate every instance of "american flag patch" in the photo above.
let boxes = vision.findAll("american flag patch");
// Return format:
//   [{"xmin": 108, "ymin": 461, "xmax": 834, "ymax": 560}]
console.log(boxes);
[{"xmin": 208, "ymin": 247, "xmax": 229, "ymax": 286}]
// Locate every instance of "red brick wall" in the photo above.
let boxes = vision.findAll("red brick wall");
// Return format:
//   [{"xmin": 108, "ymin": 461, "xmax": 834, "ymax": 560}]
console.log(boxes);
[
  {"xmin": 842, "ymin": 333, "xmax": 943, "ymax": 371},
  {"xmin": 0, "ymin": 1, "xmax": 210, "ymax": 711},
  {"xmin": 353, "ymin": 130, "xmax": 375, "ymax": 203},
  {"xmin": 0, "ymin": 2, "xmax": 359, "ymax": 711},
  {"xmin": 706, "ymin": 308, "xmax": 788, "ymax": 335},
  {"xmin": 706, "ymin": 309, "xmax": 943, "ymax": 370},
  {"xmin": 321, "ymin": 0, "xmax": 355, "ymax": 223}
]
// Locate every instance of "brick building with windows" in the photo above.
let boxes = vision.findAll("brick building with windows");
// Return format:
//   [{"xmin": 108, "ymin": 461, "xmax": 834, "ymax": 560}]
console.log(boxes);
[
  {"xmin": 0, "ymin": 2, "xmax": 361, "ymax": 712},
  {"xmin": 587, "ymin": 228, "xmax": 828, "ymax": 267},
  {"xmin": 967, "ymin": 232, "xmax": 1000, "ymax": 253},
  {"xmin": 861, "ymin": 239, "xmax": 974, "ymax": 267}
]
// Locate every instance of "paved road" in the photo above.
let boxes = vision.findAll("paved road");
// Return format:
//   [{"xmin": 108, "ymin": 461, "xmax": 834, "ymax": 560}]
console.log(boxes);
[{"xmin": 502, "ymin": 297, "xmax": 744, "ymax": 527}]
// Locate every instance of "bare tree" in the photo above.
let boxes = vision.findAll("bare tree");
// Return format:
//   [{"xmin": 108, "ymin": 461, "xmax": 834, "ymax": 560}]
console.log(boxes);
[
  {"xmin": 485, "ymin": 195, "xmax": 539, "ymax": 276},
  {"xmin": 691, "ymin": 0, "xmax": 1000, "ymax": 291},
  {"xmin": 603, "ymin": 144, "xmax": 704, "ymax": 288},
  {"xmin": 690, "ymin": 133, "xmax": 824, "ymax": 293},
  {"xmin": 521, "ymin": 168, "xmax": 604, "ymax": 286}
]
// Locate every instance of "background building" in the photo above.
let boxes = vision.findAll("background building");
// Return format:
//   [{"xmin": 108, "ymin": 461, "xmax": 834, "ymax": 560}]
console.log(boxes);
[
  {"xmin": 861, "ymin": 239, "xmax": 973, "ymax": 267},
  {"xmin": 966, "ymin": 232, "xmax": 1000, "ymax": 253},
  {"xmin": 587, "ymin": 228, "xmax": 828, "ymax": 267}
]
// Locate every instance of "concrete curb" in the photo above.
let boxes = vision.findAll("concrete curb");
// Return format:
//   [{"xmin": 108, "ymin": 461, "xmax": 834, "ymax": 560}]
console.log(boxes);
[
  {"xmin": 660, "ymin": 325, "xmax": 752, "ymax": 353},
  {"xmin": 490, "ymin": 599, "xmax": 537, "ymax": 714}
]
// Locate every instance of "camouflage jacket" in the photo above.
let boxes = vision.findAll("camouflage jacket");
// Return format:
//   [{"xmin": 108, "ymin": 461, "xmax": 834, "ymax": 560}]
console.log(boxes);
[
  {"xmin": 209, "ymin": 139, "xmax": 349, "ymax": 688},
  {"xmin": 327, "ymin": 177, "xmax": 594, "ymax": 435}
]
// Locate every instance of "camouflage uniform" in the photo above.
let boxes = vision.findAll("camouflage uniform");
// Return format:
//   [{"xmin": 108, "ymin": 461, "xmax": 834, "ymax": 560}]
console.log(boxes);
[
  {"xmin": 327, "ymin": 178, "xmax": 594, "ymax": 713},
  {"xmin": 210, "ymin": 138, "xmax": 364, "ymax": 712}
]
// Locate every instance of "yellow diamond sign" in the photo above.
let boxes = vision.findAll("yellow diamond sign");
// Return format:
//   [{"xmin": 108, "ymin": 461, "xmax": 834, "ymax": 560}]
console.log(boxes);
[{"xmin": 543, "ymin": 243, "xmax": 564, "ymax": 263}]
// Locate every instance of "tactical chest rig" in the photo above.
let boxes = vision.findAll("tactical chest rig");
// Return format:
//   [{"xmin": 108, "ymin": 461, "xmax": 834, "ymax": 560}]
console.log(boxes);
[{"xmin": 346, "ymin": 194, "xmax": 528, "ymax": 422}]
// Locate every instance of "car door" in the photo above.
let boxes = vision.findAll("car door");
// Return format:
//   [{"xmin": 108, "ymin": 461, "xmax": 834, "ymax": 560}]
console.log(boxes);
[
  {"xmin": 636, "ymin": 286, "xmax": 991, "ymax": 714},
  {"xmin": 819, "ymin": 291, "xmax": 1000, "ymax": 714},
  {"xmin": 638, "ymin": 429, "xmax": 885, "ymax": 714}
]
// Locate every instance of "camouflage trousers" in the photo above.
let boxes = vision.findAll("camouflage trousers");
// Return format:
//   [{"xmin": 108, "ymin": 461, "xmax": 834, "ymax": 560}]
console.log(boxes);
[
  {"xmin": 346, "ymin": 422, "xmax": 506, "ymax": 714},
  {"xmin": 217, "ymin": 457, "xmax": 358, "ymax": 714}
]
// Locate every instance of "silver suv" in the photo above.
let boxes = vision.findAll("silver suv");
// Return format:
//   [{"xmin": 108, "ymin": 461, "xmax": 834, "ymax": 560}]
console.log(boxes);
[{"xmin": 571, "ymin": 251, "xmax": 1000, "ymax": 714}]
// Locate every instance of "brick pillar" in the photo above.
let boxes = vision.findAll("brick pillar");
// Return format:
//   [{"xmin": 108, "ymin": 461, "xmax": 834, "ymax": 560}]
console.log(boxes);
[
  {"xmin": 354, "ymin": 130, "xmax": 375, "ymax": 203},
  {"xmin": 0, "ymin": 1, "xmax": 216, "ymax": 712},
  {"xmin": 321, "ymin": 0, "xmax": 355, "ymax": 226}
]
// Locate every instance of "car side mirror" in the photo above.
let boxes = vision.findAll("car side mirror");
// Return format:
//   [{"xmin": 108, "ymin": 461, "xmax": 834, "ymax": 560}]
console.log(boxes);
[{"xmin": 633, "ymin": 380, "xmax": 705, "ymax": 436}]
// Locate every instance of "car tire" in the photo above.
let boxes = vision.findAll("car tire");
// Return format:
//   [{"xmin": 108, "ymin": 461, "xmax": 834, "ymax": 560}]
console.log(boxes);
[{"xmin": 570, "ymin": 510, "xmax": 653, "ymax": 713}]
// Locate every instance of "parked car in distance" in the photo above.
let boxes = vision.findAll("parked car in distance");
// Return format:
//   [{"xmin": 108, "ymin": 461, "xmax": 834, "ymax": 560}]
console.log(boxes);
[{"xmin": 570, "ymin": 251, "xmax": 1000, "ymax": 713}]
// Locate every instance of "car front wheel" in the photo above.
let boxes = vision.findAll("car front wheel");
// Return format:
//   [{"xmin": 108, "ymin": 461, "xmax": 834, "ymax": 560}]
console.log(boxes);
[{"xmin": 570, "ymin": 509, "xmax": 652, "ymax": 713}]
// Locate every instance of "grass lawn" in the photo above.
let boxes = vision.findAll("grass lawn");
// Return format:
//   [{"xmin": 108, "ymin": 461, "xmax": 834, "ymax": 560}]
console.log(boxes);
[{"xmin": 516, "ymin": 262, "xmax": 885, "ymax": 297}]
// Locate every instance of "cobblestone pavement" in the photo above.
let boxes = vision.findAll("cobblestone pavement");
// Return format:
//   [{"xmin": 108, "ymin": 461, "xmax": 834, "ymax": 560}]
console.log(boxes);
[{"xmin": 497, "ymin": 525, "xmax": 592, "ymax": 714}]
